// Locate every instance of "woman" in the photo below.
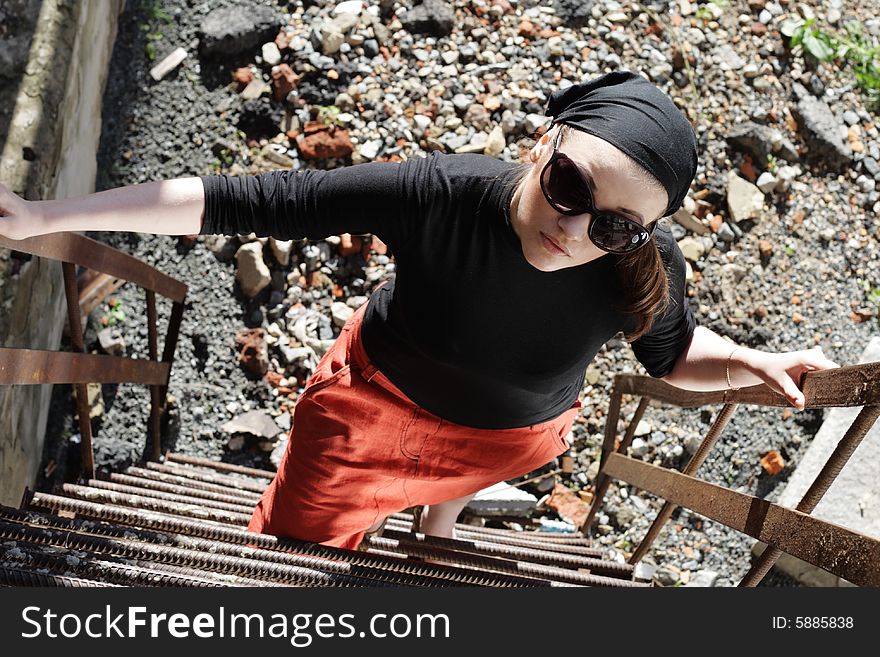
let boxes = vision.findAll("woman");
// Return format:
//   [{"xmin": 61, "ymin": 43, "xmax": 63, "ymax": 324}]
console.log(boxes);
[{"xmin": 0, "ymin": 72, "xmax": 838, "ymax": 550}]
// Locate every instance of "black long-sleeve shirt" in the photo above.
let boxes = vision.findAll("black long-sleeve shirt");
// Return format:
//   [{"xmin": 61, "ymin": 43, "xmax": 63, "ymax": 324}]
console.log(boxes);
[{"xmin": 200, "ymin": 152, "xmax": 696, "ymax": 429}]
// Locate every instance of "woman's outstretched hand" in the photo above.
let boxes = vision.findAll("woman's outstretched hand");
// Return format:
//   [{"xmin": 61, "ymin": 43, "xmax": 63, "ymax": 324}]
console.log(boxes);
[
  {"xmin": 745, "ymin": 346, "xmax": 841, "ymax": 411},
  {"xmin": 0, "ymin": 182, "xmax": 40, "ymax": 241}
]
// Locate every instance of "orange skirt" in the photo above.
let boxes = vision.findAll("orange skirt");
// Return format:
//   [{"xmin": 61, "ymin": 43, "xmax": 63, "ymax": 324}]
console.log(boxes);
[{"xmin": 247, "ymin": 301, "xmax": 580, "ymax": 550}]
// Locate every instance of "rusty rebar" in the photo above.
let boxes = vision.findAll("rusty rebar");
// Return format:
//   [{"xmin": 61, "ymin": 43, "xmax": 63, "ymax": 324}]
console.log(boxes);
[
  {"xmin": 87, "ymin": 479, "xmax": 256, "ymax": 515},
  {"xmin": 739, "ymin": 403, "xmax": 880, "ymax": 587},
  {"xmin": 13, "ymin": 500, "xmax": 542, "ymax": 587},
  {"xmin": 0, "ymin": 521, "xmax": 387, "ymax": 588},
  {"xmin": 144, "ymin": 462, "xmax": 267, "ymax": 494},
  {"xmin": 0, "ymin": 565, "xmax": 115, "ymax": 587},
  {"xmin": 390, "ymin": 513, "xmax": 596, "ymax": 545},
  {"xmin": 383, "ymin": 518, "xmax": 604, "ymax": 557},
  {"xmin": 124, "ymin": 466, "xmax": 262, "ymax": 502},
  {"xmin": 380, "ymin": 528, "xmax": 633, "ymax": 577},
  {"xmin": 366, "ymin": 535, "xmax": 646, "ymax": 588},
  {"xmin": 60, "ymin": 483, "xmax": 253, "ymax": 526},
  {"xmin": 165, "ymin": 452, "xmax": 275, "ymax": 480},
  {"xmin": 108, "ymin": 472, "xmax": 260, "ymax": 507},
  {"xmin": 2, "ymin": 541, "xmax": 230, "ymax": 587},
  {"xmin": 629, "ymin": 403, "xmax": 738, "ymax": 564}
]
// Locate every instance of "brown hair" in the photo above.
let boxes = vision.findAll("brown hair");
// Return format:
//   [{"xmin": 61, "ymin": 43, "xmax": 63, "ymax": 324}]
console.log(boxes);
[{"xmin": 510, "ymin": 125, "xmax": 671, "ymax": 342}]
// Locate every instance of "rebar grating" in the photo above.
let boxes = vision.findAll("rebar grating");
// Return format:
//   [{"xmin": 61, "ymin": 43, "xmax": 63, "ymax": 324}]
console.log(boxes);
[{"xmin": 3, "ymin": 454, "xmax": 640, "ymax": 588}]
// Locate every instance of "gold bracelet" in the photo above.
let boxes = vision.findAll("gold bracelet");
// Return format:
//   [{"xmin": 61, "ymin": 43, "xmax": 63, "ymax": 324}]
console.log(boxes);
[{"xmin": 726, "ymin": 346, "xmax": 740, "ymax": 389}]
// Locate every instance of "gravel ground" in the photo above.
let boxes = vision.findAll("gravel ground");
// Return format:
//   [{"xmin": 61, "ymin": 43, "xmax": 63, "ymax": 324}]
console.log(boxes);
[{"xmin": 40, "ymin": 0, "xmax": 880, "ymax": 587}]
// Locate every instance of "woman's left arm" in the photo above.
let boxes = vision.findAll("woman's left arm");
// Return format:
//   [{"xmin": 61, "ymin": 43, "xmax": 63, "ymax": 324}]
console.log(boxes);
[{"xmin": 659, "ymin": 326, "xmax": 841, "ymax": 411}]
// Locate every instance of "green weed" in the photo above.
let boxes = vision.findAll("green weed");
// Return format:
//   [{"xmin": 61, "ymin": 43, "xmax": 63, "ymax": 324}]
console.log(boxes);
[{"xmin": 782, "ymin": 17, "xmax": 880, "ymax": 108}]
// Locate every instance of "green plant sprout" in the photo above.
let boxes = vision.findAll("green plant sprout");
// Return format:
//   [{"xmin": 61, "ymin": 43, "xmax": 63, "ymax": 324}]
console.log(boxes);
[
  {"xmin": 782, "ymin": 17, "xmax": 880, "ymax": 107},
  {"xmin": 105, "ymin": 300, "xmax": 126, "ymax": 326}
]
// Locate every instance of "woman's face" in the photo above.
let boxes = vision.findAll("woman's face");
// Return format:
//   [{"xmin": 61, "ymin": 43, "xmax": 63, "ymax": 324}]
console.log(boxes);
[{"xmin": 509, "ymin": 126, "xmax": 669, "ymax": 272}]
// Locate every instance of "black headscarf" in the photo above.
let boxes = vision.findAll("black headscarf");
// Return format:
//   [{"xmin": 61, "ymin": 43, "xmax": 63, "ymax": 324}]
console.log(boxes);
[{"xmin": 546, "ymin": 71, "xmax": 698, "ymax": 217}]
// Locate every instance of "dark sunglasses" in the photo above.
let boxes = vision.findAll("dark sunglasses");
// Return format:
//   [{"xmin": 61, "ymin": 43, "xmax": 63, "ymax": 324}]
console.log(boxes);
[{"xmin": 539, "ymin": 128, "xmax": 655, "ymax": 254}]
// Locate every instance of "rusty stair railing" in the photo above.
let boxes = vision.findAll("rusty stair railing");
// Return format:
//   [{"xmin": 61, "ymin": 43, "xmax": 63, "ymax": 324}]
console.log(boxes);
[
  {"xmin": 0, "ymin": 232, "xmax": 188, "ymax": 478},
  {"xmin": 583, "ymin": 363, "xmax": 880, "ymax": 586}
]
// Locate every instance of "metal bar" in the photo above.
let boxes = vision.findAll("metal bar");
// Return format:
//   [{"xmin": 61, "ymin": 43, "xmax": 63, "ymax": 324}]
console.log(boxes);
[
  {"xmin": 146, "ymin": 289, "xmax": 162, "ymax": 461},
  {"xmin": 144, "ymin": 462, "xmax": 267, "ymax": 494},
  {"xmin": 615, "ymin": 363, "xmax": 880, "ymax": 409},
  {"xmin": 629, "ymin": 403, "xmax": 738, "ymax": 564},
  {"xmin": 86, "ymin": 479, "xmax": 256, "ymax": 515},
  {"xmin": 108, "ymin": 472, "xmax": 261, "ymax": 507},
  {"xmin": 0, "ymin": 348, "xmax": 170, "ymax": 385},
  {"xmin": 2, "ymin": 541, "xmax": 233, "ymax": 587},
  {"xmin": 12, "ymin": 500, "xmax": 551, "ymax": 587},
  {"xmin": 388, "ymin": 512, "xmax": 595, "ymax": 544},
  {"xmin": 380, "ymin": 528, "xmax": 633, "ymax": 577},
  {"xmin": 603, "ymin": 452, "xmax": 880, "ymax": 586},
  {"xmin": 383, "ymin": 518, "xmax": 604, "ymax": 557},
  {"xmin": 0, "ymin": 566, "xmax": 116, "ymax": 587},
  {"xmin": 366, "ymin": 534, "xmax": 644, "ymax": 588},
  {"xmin": 59, "ymin": 483, "xmax": 253, "ymax": 526},
  {"xmin": 0, "ymin": 521, "xmax": 385, "ymax": 588},
  {"xmin": 0, "ymin": 233, "xmax": 187, "ymax": 302},
  {"xmin": 582, "ymin": 382, "xmax": 623, "ymax": 532},
  {"xmin": 739, "ymin": 403, "xmax": 880, "ymax": 586},
  {"xmin": 62, "ymin": 261, "xmax": 95, "ymax": 480},
  {"xmin": 122, "ymin": 466, "xmax": 262, "ymax": 502},
  {"xmin": 157, "ymin": 300, "xmax": 186, "ymax": 426},
  {"xmin": 165, "ymin": 452, "xmax": 275, "ymax": 480}
]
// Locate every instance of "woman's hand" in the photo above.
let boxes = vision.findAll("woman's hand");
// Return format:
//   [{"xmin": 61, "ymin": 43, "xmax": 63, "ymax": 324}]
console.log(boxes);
[
  {"xmin": 743, "ymin": 346, "xmax": 841, "ymax": 411},
  {"xmin": 0, "ymin": 182, "xmax": 41, "ymax": 241}
]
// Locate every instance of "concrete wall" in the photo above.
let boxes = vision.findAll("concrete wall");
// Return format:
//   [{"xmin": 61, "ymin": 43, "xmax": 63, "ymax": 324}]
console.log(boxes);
[{"xmin": 0, "ymin": 0, "xmax": 124, "ymax": 506}]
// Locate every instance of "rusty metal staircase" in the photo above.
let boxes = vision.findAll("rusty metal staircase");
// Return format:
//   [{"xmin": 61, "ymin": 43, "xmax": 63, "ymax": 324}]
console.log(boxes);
[
  {"xmin": 0, "ymin": 453, "xmax": 642, "ymax": 588},
  {"xmin": 2, "ymin": 232, "xmax": 879, "ymax": 587}
]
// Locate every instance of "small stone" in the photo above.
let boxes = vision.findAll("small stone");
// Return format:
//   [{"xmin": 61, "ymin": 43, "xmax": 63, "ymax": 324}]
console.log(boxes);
[
  {"xmin": 331, "ymin": 301, "xmax": 355, "ymax": 328},
  {"xmin": 685, "ymin": 570, "xmax": 720, "ymax": 587},
  {"xmin": 261, "ymin": 41, "xmax": 281, "ymax": 65},
  {"xmin": 756, "ymin": 171, "xmax": 778, "ymax": 193},
  {"xmin": 221, "ymin": 410, "xmax": 279, "ymax": 439},
  {"xmin": 275, "ymin": 413, "xmax": 291, "ymax": 431},
  {"xmin": 758, "ymin": 239, "xmax": 773, "ymax": 258},
  {"xmin": 726, "ymin": 171, "xmax": 764, "ymax": 223},
  {"xmin": 268, "ymin": 237, "xmax": 293, "ymax": 266},
  {"xmin": 677, "ymin": 236, "xmax": 706, "ymax": 262},
  {"xmin": 629, "ymin": 438, "xmax": 649, "ymax": 457},
  {"xmin": 634, "ymin": 420, "xmax": 651, "ymax": 437},
  {"xmin": 483, "ymin": 125, "xmax": 505, "ymax": 157},
  {"xmin": 149, "ymin": 47, "xmax": 188, "ymax": 81},
  {"xmin": 235, "ymin": 242, "xmax": 271, "ymax": 298},
  {"xmin": 97, "ymin": 328, "xmax": 126, "ymax": 356}
]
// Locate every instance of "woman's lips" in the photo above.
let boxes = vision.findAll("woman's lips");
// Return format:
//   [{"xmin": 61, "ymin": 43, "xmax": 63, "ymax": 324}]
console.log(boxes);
[{"xmin": 540, "ymin": 232, "xmax": 570, "ymax": 257}]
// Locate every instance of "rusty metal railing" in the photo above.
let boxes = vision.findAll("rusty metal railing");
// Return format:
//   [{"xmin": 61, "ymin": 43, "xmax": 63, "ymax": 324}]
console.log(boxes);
[
  {"xmin": 583, "ymin": 363, "xmax": 880, "ymax": 586},
  {"xmin": 0, "ymin": 232, "xmax": 188, "ymax": 478}
]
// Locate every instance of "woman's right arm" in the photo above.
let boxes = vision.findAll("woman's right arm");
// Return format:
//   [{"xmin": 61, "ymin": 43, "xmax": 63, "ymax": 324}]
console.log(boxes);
[{"xmin": 0, "ymin": 177, "xmax": 205, "ymax": 240}]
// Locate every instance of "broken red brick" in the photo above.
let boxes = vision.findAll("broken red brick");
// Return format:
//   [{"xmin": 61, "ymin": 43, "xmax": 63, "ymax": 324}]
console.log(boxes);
[
  {"xmin": 265, "ymin": 371, "xmax": 284, "ymax": 387},
  {"xmin": 547, "ymin": 483, "xmax": 591, "ymax": 528},
  {"xmin": 296, "ymin": 127, "xmax": 354, "ymax": 160},
  {"xmin": 271, "ymin": 64, "xmax": 300, "ymax": 102},
  {"xmin": 760, "ymin": 450, "xmax": 785, "ymax": 476},
  {"xmin": 234, "ymin": 328, "xmax": 268, "ymax": 377}
]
